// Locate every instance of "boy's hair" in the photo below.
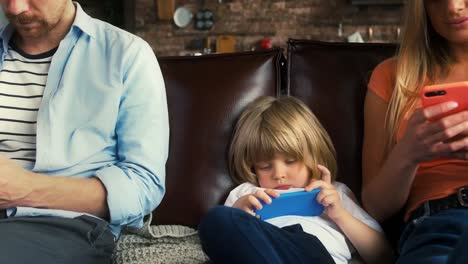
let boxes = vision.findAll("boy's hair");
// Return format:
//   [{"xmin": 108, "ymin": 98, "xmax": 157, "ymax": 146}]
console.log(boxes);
[{"xmin": 229, "ymin": 96, "xmax": 337, "ymax": 185}]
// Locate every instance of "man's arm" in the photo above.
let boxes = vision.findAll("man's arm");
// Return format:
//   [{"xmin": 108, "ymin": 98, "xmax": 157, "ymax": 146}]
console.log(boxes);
[
  {"xmin": 93, "ymin": 39, "xmax": 169, "ymax": 227},
  {"xmin": 32, "ymin": 175, "xmax": 109, "ymax": 218},
  {"xmin": 0, "ymin": 161, "xmax": 109, "ymax": 218},
  {"xmin": 0, "ymin": 38, "xmax": 169, "ymax": 228}
]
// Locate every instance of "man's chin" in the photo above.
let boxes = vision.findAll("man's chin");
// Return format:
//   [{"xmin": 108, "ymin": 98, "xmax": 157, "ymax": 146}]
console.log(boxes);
[
  {"xmin": 9, "ymin": 20, "xmax": 46, "ymax": 37},
  {"xmin": 15, "ymin": 27, "xmax": 48, "ymax": 39}
]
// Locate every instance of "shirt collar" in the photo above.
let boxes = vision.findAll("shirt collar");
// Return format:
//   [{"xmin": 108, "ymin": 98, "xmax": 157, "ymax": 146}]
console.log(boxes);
[
  {"xmin": 0, "ymin": 24, "xmax": 14, "ymax": 52},
  {"xmin": 72, "ymin": 1, "xmax": 96, "ymax": 39}
]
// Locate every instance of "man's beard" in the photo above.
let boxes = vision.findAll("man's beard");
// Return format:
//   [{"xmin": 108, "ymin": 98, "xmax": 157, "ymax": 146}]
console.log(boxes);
[{"xmin": 6, "ymin": 13, "xmax": 49, "ymax": 37}]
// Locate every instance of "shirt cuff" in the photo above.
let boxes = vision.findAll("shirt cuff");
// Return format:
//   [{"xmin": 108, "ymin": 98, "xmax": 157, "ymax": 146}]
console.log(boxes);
[{"xmin": 95, "ymin": 164, "xmax": 144, "ymax": 228}]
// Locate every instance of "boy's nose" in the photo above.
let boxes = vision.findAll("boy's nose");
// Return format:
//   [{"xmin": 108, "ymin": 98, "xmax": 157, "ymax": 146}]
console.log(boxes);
[{"xmin": 272, "ymin": 166, "xmax": 286, "ymax": 180}]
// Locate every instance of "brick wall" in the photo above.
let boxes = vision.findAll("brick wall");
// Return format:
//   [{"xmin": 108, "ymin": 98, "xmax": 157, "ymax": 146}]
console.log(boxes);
[{"xmin": 135, "ymin": 0, "xmax": 403, "ymax": 56}]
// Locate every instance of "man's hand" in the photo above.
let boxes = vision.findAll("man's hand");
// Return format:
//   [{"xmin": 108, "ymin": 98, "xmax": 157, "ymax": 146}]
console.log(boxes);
[{"xmin": 0, "ymin": 155, "xmax": 36, "ymax": 208}]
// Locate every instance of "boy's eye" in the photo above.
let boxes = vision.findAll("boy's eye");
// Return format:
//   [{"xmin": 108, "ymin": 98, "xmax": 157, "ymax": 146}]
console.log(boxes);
[
  {"xmin": 255, "ymin": 164, "xmax": 271, "ymax": 170},
  {"xmin": 285, "ymin": 159, "xmax": 296, "ymax": 164}
]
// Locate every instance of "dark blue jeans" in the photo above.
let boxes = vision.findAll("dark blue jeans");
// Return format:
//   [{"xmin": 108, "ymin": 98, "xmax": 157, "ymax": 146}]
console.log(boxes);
[
  {"xmin": 397, "ymin": 209, "xmax": 468, "ymax": 264},
  {"xmin": 198, "ymin": 206, "xmax": 335, "ymax": 264}
]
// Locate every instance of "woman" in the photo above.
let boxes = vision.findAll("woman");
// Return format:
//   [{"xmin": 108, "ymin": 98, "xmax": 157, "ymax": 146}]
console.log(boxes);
[{"xmin": 362, "ymin": 1, "xmax": 468, "ymax": 263}]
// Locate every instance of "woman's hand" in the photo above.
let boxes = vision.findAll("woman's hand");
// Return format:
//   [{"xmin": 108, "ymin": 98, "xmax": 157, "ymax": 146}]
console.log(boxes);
[
  {"xmin": 399, "ymin": 101, "xmax": 468, "ymax": 163},
  {"xmin": 305, "ymin": 165, "xmax": 346, "ymax": 221},
  {"xmin": 232, "ymin": 189, "xmax": 279, "ymax": 216},
  {"xmin": 434, "ymin": 107, "xmax": 468, "ymax": 160}
]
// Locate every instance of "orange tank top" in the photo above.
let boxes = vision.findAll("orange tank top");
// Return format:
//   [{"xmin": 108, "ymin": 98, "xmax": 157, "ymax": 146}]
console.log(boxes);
[{"xmin": 368, "ymin": 58, "xmax": 468, "ymax": 221}]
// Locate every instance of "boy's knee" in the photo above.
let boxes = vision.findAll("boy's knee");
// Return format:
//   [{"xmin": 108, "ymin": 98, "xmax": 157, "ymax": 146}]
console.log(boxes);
[
  {"xmin": 199, "ymin": 206, "xmax": 249, "ymax": 238},
  {"xmin": 200, "ymin": 206, "xmax": 232, "ymax": 230}
]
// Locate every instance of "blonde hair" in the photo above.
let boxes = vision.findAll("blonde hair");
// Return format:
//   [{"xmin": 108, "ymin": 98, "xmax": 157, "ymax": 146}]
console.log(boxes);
[
  {"xmin": 386, "ymin": 0, "xmax": 452, "ymax": 149},
  {"xmin": 229, "ymin": 96, "xmax": 337, "ymax": 185}
]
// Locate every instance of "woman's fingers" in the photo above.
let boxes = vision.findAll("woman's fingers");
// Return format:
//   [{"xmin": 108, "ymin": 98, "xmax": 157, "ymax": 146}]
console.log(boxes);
[
  {"xmin": 422, "ymin": 101, "xmax": 458, "ymax": 120},
  {"xmin": 425, "ymin": 111, "xmax": 468, "ymax": 143},
  {"xmin": 403, "ymin": 106, "xmax": 468, "ymax": 162}
]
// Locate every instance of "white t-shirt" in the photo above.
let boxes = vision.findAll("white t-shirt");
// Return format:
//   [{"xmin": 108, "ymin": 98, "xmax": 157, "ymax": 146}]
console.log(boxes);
[{"xmin": 224, "ymin": 181, "xmax": 383, "ymax": 264}]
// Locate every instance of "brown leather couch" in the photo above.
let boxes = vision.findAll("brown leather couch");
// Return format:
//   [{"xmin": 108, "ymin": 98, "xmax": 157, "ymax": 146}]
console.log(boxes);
[{"xmin": 151, "ymin": 39, "xmax": 400, "ymax": 248}]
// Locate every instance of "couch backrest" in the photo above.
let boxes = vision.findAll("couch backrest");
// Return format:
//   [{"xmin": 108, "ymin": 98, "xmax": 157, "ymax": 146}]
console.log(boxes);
[
  {"xmin": 153, "ymin": 49, "xmax": 283, "ymax": 227},
  {"xmin": 287, "ymin": 39, "xmax": 397, "ymax": 200}
]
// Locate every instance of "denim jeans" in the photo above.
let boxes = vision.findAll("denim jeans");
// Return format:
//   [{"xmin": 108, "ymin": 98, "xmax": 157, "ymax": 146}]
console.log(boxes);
[
  {"xmin": 198, "ymin": 206, "xmax": 335, "ymax": 264},
  {"xmin": 0, "ymin": 215, "xmax": 115, "ymax": 264},
  {"xmin": 397, "ymin": 209, "xmax": 468, "ymax": 264}
]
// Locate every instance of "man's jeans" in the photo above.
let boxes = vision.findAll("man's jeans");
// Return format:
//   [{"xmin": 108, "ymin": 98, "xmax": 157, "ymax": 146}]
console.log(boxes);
[{"xmin": 0, "ymin": 215, "xmax": 115, "ymax": 264}]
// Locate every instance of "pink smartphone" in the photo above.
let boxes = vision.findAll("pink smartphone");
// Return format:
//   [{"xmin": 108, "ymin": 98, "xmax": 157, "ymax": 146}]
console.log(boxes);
[{"xmin": 421, "ymin": 81, "xmax": 468, "ymax": 121}]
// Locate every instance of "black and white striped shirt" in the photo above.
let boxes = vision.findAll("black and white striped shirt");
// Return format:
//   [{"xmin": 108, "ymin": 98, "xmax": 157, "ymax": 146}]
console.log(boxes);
[{"xmin": 0, "ymin": 44, "xmax": 56, "ymax": 169}]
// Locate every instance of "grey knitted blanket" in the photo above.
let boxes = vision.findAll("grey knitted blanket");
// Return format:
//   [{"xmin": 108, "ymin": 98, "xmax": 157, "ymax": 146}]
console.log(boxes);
[{"xmin": 113, "ymin": 215, "xmax": 209, "ymax": 264}]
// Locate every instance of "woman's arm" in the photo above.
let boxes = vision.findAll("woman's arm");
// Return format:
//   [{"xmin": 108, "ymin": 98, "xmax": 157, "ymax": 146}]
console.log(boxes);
[
  {"xmin": 361, "ymin": 90, "xmax": 418, "ymax": 221},
  {"xmin": 362, "ymin": 90, "xmax": 465, "ymax": 221}
]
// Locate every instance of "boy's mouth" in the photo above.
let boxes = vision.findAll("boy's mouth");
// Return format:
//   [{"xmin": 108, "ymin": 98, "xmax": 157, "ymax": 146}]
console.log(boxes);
[{"xmin": 275, "ymin": 185, "xmax": 291, "ymax": 190}]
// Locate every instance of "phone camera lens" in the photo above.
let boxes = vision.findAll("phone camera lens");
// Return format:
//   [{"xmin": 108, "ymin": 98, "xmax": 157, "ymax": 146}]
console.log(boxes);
[{"xmin": 425, "ymin": 90, "xmax": 446, "ymax": 97}]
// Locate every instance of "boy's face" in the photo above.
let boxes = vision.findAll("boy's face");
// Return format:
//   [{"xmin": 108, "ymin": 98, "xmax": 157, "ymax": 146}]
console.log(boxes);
[{"xmin": 253, "ymin": 153, "xmax": 310, "ymax": 189}]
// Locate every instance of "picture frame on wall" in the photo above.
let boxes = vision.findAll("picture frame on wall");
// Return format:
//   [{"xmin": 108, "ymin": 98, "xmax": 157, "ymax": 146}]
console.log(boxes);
[{"xmin": 351, "ymin": 0, "xmax": 404, "ymax": 5}]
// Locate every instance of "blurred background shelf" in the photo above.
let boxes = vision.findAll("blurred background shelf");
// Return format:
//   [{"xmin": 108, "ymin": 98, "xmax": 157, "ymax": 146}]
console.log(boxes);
[{"xmin": 78, "ymin": 0, "xmax": 135, "ymax": 32}]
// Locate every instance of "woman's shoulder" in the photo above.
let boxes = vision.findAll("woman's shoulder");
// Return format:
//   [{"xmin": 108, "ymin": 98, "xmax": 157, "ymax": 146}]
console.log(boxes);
[
  {"xmin": 375, "ymin": 57, "xmax": 397, "ymax": 72},
  {"xmin": 368, "ymin": 57, "xmax": 398, "ymax": 102}
]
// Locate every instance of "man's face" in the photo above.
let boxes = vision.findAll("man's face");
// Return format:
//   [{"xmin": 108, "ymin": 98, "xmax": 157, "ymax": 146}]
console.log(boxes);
[{"xmin": 1, "ymin": 0, "xmax": 69, "ymax": 39}]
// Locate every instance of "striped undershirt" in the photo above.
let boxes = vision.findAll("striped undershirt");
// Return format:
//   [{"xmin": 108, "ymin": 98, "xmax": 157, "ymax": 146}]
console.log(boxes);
[{"xmin": 0, "ymin": 43, "xmax": 57, "ymax": 169}]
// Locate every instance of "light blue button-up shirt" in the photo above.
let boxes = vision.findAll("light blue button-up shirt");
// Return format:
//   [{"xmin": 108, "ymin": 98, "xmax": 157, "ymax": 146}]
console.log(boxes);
[{"xmin": 0, "ymin": 3, "xmax": 169, "ymax": 237}]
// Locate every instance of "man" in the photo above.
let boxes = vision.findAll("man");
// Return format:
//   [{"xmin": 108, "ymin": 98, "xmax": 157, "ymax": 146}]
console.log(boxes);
[{"xmin": 0, "ymin": 0, "xmax": 169, "ymax": 263}]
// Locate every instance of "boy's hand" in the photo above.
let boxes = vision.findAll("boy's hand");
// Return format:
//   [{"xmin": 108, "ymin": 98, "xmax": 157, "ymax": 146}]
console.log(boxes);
[
  {"xmin": 232, "ymin": 189, "xmax": 279, "ymax": 216},
  {"xmin": 305, "ymin": 165, "xmax": 346, "ymax": 221}
]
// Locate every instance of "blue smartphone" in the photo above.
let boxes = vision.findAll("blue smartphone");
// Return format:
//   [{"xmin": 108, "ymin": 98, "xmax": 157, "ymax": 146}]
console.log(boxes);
[{"xmin": 254, "ymin": 189, "xmax": 324, "ymax": 220}]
